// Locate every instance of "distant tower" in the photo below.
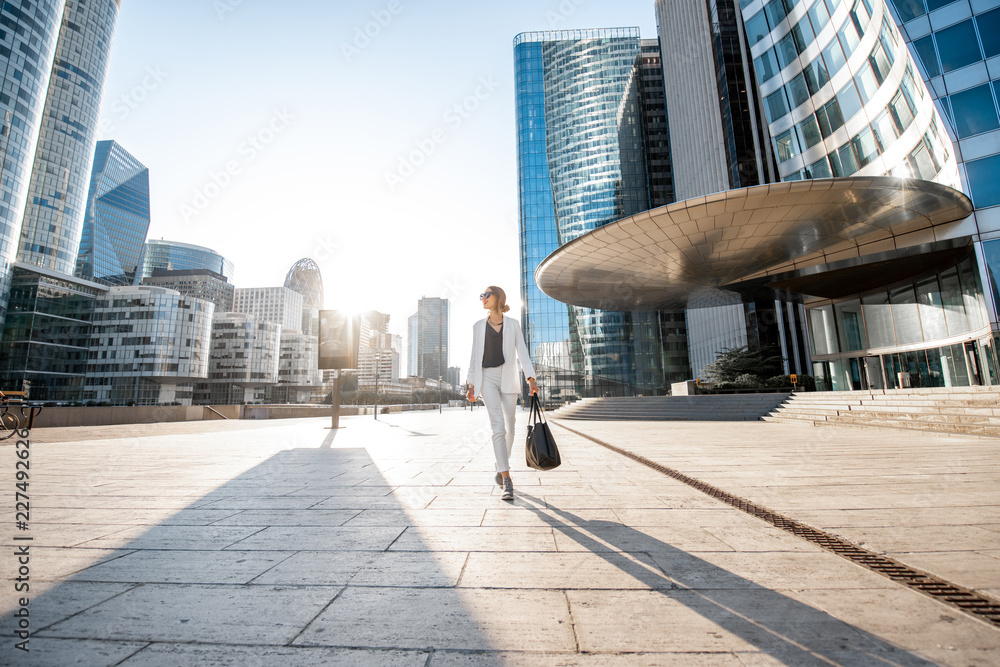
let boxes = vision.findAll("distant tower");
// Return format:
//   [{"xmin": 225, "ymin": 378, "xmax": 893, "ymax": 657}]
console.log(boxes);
[
  {"xmin": 75, "ymin": 141, "xmax": 151, "ymax": 286},
  {"xmin": 17, "ymin": 0, "xmax": 122, "ymax": 275},
  {"xmin": 416, "ymin": 297, "xmax": 449, "ymax": 381},
  {"xmin": 0, "ymin": 1, "xmax": 68, "ymax": 328}
]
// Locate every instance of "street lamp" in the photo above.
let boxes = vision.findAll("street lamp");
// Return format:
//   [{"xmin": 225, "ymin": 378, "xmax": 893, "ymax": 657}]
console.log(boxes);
[{"xmin": 438, "ymin": 375, "xmax": 443, "ymax": 413}]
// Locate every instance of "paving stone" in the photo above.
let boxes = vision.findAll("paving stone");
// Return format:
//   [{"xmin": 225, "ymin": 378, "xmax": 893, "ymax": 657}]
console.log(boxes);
[
  {"xmin": 294, "ymin": 587, "xmax": 575, "ymax": 651},
  {"xmin": 41, "ymin": 583, "xmax": 341, "ymax": 643},
  {"xmin": 116, "ymin": 643, "xmax": 428, "ymax": 666},
  {"xmin": 388, "ymin": 526, "xmax": 557, "ymax": 552},
  {"xmin": 4, "ymin": 637, "xmax": 147, "ymax": 666},
  {"xmin": 459, "ymin": 551, "xmax": 669, "ymax": 590},
  {"xmin": 223, "ymin": 525, "xmax": 404, "ymax": 551},
  {"xmin": 70, "ymin": 549, "xmax": 296, "ymax": 584}
]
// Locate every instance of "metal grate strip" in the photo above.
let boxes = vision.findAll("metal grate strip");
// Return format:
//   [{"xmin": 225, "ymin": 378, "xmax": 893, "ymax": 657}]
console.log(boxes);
[{"xmin": 552, "ymin": 419, "xmax": 1000, "ymax": 629}]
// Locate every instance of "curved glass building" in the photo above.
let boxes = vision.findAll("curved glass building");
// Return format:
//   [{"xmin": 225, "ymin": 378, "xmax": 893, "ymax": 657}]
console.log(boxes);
[
  {"xmin": 746, "ymin": 0, "xmax": 957, "ymax": 187},
  {"xmin": 17, "ymin": 0, "xmax": 120, "ymax": 276},
  {"xmin": 0, "ymin": 0, "xmax": 66, "ymax": 328},
  {"xmin": 515, "ymin": 29, "xmax": 677, "ymax": 400},
  {"xmin": 139, "ymin": 239, "xmax": 235, "ymax": 282}
]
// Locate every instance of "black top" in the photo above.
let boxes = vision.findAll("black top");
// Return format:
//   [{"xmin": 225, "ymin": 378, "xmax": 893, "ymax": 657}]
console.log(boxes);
[{"xmin": 482, "ymin": 320, "xmax": 505, "ymax": 368}]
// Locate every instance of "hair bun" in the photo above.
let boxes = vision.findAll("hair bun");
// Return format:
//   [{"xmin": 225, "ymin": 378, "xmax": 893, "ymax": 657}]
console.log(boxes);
[{"xmin": 502, "ymin": 305, "xmax": 511, "ymax": 313}]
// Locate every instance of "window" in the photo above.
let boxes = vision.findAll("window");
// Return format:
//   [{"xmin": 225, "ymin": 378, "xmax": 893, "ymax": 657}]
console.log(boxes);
[
  {"xmin": 913, "ymin": 36, "xmax": 941, "ymax": 78},
  {"xmin": 822, "ymin": 38, "xmax": 847, "ymax": 76},
  {"xmin": 862, "ymin": 290, "xmax": 895, "ymax": 348},
  {"xmin": 806, "ymin": 156, "xmax": 832, "ymax": 178},
  {"xmin": 966, "ymin": 153, "xmax": 1000, "ymax": 208},
  {"xmin": 975, "ymin": 8, "xmax": 1000, "ymax": 59},
  {"xmin": 837, "ymin": 140, "xmax": 860, "ymax": 175},
  {"xmin": 851, "ymin": 126, "xmax": 880, "ymax": 166},
  {"xmin": 766, "ymin": 0, "xmax": 788, "ymax": 28},
  {"xmin": 803, "ymin": 58, "xmax": 830, "ymax": 94},
  {"xmin": 787, "ymin": 72, "xmax": 810, "ymax": 107},
  {"xmin": 890, "ymin": 285, "xmax": 923, "ymax": 345},
  {"xmin": 817, "ymin": 97, "xmax": 845, "ymax": 136},
  {"xmin": 855, "ymin": 64, "xmax": 880, "ymax": 103},
  {"xmin": 839, "ymin": 20, "xmax": 861, "ymax": 55},
  {"xmin": 834, "ymin": 299, "xmax": 865, "ymax": 351},
  {"xmin": 893, "ymin": 0, "xmax": 925, "ymax": 23},
  {"xmin": 775, "ymin": 128, "xmax": 800, "ymax": 161},
  {"xmin": 755, "ymin": 49, "xmax": 779, "ymax": 83},
  {"xmin": 776, "ymin": 32, "xmax": 799, "ymax": 68},
  {"xmin": 765, "ymin": 88, "xmax": 790, "ymax": 122},
  {"xmin": 935, "ymin": 20, "xmax": 983, "ymax": 73},
  {"xmin": 870, "ymin": 44, "xmax": 892, "ymax": 84},
  {"xmin": 888, "ymin": 91, "xmax": 914, "ymax": 134},
  {"xmin": 798, "ymin": 115, "xmax": 823, "ymax": 149},
  {"xmin": 925, "ymin": 0, "xmax": 958, "ymax": 9},
  {"xmin": 908, "ymin": 142, "xmax": 937, "ymax": 179},
  {"xmin": 746, "ymin": 10, "xmax": 770, "ymax": 44},
  {"xmin": 871, "ymin": 110, "xmax": 897, "ymax": 149},
  {"xmin": 792, "ymin": 18, "xmax": 815, "ymax": 52},
  {"xmin": 949, "ymin": 84, "xmax": 1000, "ymax": 138},
  {"xmin": 836, "ymin": 81, "xmax": 863, "ymax": 122},
  {"xmin": 807, "ymin": 0, "xmax": 829, "ymax": 33}
]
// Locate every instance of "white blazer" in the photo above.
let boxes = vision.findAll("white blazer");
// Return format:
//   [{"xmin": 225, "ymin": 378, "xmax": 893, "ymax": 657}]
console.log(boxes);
[{"xmin": 467, "ymin": 315, "xmax": 536, "ymax": 395}]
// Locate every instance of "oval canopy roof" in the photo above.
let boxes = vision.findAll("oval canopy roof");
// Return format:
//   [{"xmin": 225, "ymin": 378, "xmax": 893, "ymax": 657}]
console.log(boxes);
[{"xmin": 534, "ymin": 177, "xmax": 973, "ymax": 311}]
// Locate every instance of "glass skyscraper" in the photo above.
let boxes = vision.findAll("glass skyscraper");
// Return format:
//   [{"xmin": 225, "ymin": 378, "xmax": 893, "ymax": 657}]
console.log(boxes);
[
  {"xmin": 515, "ymin": 28, "xmax": 674, "ymax": 399},
  {"xmin": 75, "ymin": 141, "xmax": 151, "ymax": 286},
  {"xmin": 139, "ymin": 239, "xmax": 235, "ymax": 282},
  {"xmin": 416, "ymin": 296, "xmax": 449, "ymax": 381},
  {"xmin": 17, "ymin": 0, "xmax": 121, "ymax": 275},
  {"xmin": 0, "ymin": 0, "xmax": 66, "ymax": 329}
]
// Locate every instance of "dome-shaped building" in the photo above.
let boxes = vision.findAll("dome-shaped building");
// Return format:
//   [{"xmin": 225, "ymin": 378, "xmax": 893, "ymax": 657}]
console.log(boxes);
[{"xmin": 284, "ymin": 258, "xmax": 324, "ymax": 310}]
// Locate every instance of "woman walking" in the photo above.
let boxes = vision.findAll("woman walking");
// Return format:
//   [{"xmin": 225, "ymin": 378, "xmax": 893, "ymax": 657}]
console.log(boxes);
[{"xmin": 466, "ymin": 286, "xmax": 538, "ymax": 501}]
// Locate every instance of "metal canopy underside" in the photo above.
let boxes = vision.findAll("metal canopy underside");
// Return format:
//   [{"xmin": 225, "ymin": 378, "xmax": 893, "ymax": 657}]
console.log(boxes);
[{"xmin": 534, "ymin": 177, "xmax": 973, "ymax": 311}]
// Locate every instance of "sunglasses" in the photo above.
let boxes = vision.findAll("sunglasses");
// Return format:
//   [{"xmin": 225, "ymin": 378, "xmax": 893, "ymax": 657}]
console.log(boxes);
[{"xmin": 480, "ymin": 291, "xmax": 493, "ymax": 300}]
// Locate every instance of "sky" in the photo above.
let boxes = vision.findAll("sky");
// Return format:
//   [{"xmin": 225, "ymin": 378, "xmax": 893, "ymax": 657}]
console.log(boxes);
[{"xmin": 96, "ymin": 0, "xmax": 659, "ymax": 377}]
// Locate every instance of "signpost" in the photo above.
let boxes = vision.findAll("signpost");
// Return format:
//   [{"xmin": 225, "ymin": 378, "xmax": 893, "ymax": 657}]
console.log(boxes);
[{"xmin": 319, "ymin": 311, "xmax": 361, "ymax": 430}]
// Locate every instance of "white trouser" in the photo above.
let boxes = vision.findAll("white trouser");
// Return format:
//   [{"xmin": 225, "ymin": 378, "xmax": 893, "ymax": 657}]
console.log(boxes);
[{"xmin": 481, "ymin": 366, "xmax": 517, "ymax": 473}]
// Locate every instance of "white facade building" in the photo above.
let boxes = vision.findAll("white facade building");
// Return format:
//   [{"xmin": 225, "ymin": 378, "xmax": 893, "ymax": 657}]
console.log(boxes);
[{"xmin": 233, "ymin": 287, "xmax": 303, "ymax": 333}]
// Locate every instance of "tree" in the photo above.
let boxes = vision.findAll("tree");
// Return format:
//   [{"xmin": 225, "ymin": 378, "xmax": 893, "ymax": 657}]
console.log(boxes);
[{"xmin": 702, "ymin": 345, "xmax": 784, "ymax": 385}]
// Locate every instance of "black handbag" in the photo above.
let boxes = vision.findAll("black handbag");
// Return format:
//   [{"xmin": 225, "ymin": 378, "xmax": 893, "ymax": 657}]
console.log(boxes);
[{"xmin": 525, "ymin": 395, "xmax": 561, "ymax": 471}]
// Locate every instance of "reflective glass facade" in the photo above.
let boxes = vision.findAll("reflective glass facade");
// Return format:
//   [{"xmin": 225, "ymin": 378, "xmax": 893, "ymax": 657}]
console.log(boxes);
[
  {"xmin": 139, "ymin": 239, "xmax": 235, "ymax": 282},
  {"xmin": 194, "ymin": 313, "xmax": 280, "ymax": 405},
  {"xmin": 416, "ymin": 296, "xmax": 449, "ymax": 381},
  {"xmin": 0, "ymin": 265, "xmax": 101, "ymax": 402},
  {"xmin": 75, "ymin": 141, "xmax": 151, "ymax": 286},
  {"xmin": 744, "ymin": 0, "xmax": 959, "ymax": 186},
  {"xmin": 18, "ymin": 0, "xmax": 120, "ymax": 275},
  {"xmin": 0, "ymin": 0, "xmax": 65, "ymax": 330},
  {"xmin": 515, "ymin": 29, "xmax": 676, "ymax": 400},
  {"xmin": 85, "ymin": 285, "xmax": 214, "ymax": 406}
]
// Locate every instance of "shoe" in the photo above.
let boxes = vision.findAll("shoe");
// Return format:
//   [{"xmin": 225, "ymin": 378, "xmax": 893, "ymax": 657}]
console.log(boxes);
[
  {"xmin": 501, "ymin": 478, "xmax": 514, "ymax": 501},
  {"xmin": 495, "ymin": 472, "xmax": 503, "ymax": 486}
]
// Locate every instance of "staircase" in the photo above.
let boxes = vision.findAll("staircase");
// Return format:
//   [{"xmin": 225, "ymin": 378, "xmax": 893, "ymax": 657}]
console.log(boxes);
[
  {"xmin": 763, "ymin": 386, "xmax": 1000, "ymax": 437},
  {"xmin": 549, "ymin": 393, "xmax": 791, "ymax": 421}
]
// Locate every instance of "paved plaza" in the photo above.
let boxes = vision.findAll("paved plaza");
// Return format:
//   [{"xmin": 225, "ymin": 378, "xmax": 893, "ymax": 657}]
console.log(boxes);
[{"xmin": 1, "ymin": 407, "xmax": 998, "ymax": 665}]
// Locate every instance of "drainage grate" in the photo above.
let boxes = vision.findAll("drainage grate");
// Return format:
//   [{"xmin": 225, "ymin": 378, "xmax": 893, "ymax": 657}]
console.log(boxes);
[{"xmin": 552, "ymin": 419, "xmax": 1000, "ymax": 628}]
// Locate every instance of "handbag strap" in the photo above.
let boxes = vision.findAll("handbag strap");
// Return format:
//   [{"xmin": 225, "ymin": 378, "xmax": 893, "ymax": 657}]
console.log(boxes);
[{"xmin": 530, "ymin": 394, "xmax": 547, "ymax": 424}]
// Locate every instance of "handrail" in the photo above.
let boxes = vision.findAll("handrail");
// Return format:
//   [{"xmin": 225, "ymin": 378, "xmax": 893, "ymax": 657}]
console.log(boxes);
[{"xmin": 203, "ymin": 405, "xmax": 228, "ymax": 420}]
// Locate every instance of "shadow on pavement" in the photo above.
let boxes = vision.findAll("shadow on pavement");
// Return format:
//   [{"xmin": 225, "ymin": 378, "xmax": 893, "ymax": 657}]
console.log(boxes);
[{"xmin": 516, "ymin": 490, "xmax": 937, "ymax": 667}]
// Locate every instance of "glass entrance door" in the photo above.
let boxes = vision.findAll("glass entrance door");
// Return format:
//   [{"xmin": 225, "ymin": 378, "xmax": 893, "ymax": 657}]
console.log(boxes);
[{"xmin": 865, "ymin": 356, "xmax": 885, "ymax": 390}]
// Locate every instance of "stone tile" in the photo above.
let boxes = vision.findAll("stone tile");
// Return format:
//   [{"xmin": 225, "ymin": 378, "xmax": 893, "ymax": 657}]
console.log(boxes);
[
  {"xmin": 5, "ymin": 637, "xmax": 147, "ymax": 666},
  {"xmin": 481, "ymin": 508, "xmax": 617, "ymax": 527},
  {"xmin": 350, "ymin": 551, "xmax": 468, "ymax": 587},
  {"xmin": 117, "ymin": 644, "xmax": 429, "ymax": 666},
  {"xmin": 460, "ymin": 551, "xmax": 670, "ymax": 590},
  {"xmin": 343, "ymin": 508, "xmax": 485, "ymax": 527},
  {"xmin": 249, "ymin": 551, "xmax": 384, "ymax": 586},
  {"xmin": 207, "ymin": 509, "xmax": 361, "ymax": 526},
  {"xmin": 194, "ymin": 496, "xmax": 332, "ymax": 510},
  {"xmin": 4, "ymin": 581, "xmax": 136, "ymax": 630},
  {"xmin": 70, "ymin": 549, "xmax": 296, "ymax": 584},
  {"xmin": 0, "ymin": 547, "xmax": 130, "ymax": 582},
  {"xmin": 551, "ymin": 522, "xmax": 734, "ymax": 553},
  {"xmin": 567, "ymin": 589, "xmax": 914, "ymax": 656},
  {"xmin": 224, "ymin": 526, "xmax": 404, "ymax": 551},
  {"xmin": 388, "ymin": 526, "xmax": 557, "ymax": 552},
  {"xmin": 42, "ymin": 584, "xmax": 340, "ymax": 643},
  {"xmin": 428, "ymin": 651, "xmax": 750, "ymax": 665},
  {"xmin": 294, "ymin": 587, "xmax": 575, "ymax": 651},
  {"xmin": 1, "ymin": 523, "xmax": 134, "ymax": 548},
  {"xmin": 74, "ymin": 525, "xmax": 266, "ymax": 550},
  {"xmin": 648, "ymin": 551, "xmax": 896, "ymax": 590}
]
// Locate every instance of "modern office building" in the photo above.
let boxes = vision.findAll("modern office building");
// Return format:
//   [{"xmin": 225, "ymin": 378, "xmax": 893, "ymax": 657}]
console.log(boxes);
[
  {"xmin": 269, "ymin": 330, "xmax": 322, "ymax": 404},
  {"xmin": 195, "ymin": 313, "xmax": 280, "ymax": 405},
  {"xmin": 407, "ymin": 312, "xmax": 419, "ymax": 377},
  {"xmin": 0, "ymin": 1, "xmax": 67, "ymax": 330},
  {"xmin": 17, "ymin": 0, "xmax": 120, "ymax": 278},
  {"xmin": 232, "ymin": 287, "xmax": 304, "ymax": 333},
  {"xmin": 514, "ymin": 29, "xmax": 680, "ymax": 399},
  {"xmin": 534, "ymin": 0, "xmax": 1000, "ymax": 392},
  {"xmin": 85, "ymin": 285, "xmax": 213, "ymax": 405},
  {"xmin": 75, "ymin": 141, "xmax": 151, "ymax": 286},
  {"xmin": 415, "ymin": 296, "xmax": 449, "ymax": 381},
  {"xmin": 357, "ymin": 311, "xmax": 395, "ymax": 390},
  {"xmin": 0, "ymin": 263, "xmax": 105, "ymax": 401},
  {"xmin": 139, "ymin": 239, "xmax": 235, "ymax": 282},
  {"xmin": 141, "ymin": 269, "xmax": 235, "ymax": 312},
  {"xmin": 283, "ymin": 257, "xmax": 323, "ymax": 335}
]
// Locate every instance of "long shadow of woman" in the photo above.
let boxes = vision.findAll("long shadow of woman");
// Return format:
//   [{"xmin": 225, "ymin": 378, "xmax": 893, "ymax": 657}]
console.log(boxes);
[{"xmin": 514, "ymin": 491, "xmax": 939, "ymax": 666}]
